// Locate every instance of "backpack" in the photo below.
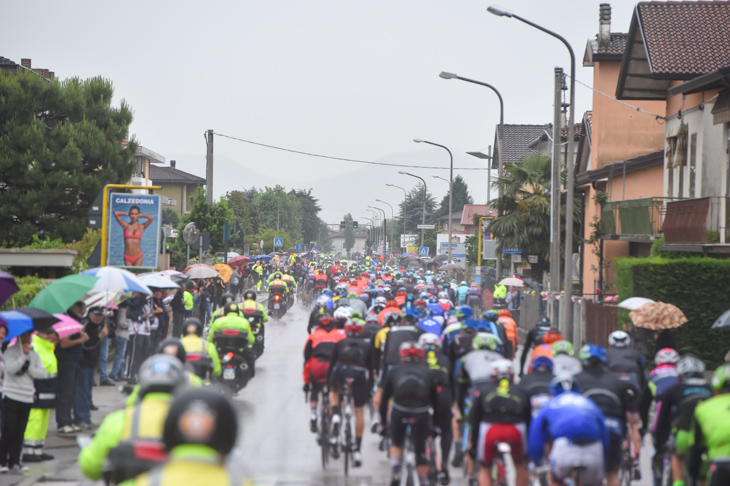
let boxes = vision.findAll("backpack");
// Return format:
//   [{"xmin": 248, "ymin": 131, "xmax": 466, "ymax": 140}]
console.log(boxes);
[{"xmin": 338, "ymin": 340, "xmax": 366, "ymax": 367}]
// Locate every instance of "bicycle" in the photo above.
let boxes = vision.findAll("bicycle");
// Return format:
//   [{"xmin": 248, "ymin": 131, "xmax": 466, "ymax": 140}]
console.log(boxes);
[
  {"xmin": 426, "ymin": 426, "xmax": 448, "ymax": 486},
  {"xmin": 492, "ymin": 441, "xmax": 516, "ymax": 486},
  {"xmin": 313, "ymin": 384, "xmax": 330, "ymax": 470},
  {"xmin": 618, "ymin": 438, "xmax": 635, "ymax": 486},
  {"xmin": 341, "ymin": 377, "xmax": 355, "ymax": 477},
  {"xmin": 398, "ymin": 417, "xmax": 420, "ymax": 486}
]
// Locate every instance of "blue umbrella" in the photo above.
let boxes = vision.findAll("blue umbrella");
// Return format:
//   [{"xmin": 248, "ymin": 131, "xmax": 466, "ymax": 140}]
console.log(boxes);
[
  {"xmin": 254, "ymin": 255, "xmax": 272, "ymax": 262},
  {"xmin": 82, "ymin": 266, "xmax": 152, "ymax": 295},
  {"xmin": 0, "ymin": 308, "xmax": 60, "ymax": 342}
]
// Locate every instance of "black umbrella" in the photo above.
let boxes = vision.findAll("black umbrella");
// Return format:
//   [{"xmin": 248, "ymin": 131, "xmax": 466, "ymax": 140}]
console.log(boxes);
[
  {"xmin": 712, "ymin": 309, "xmax": 730, "ymax": 330},
  {"xmin": 432, "ymin": 254, "xmax": 449, "ymax": 264},
  {"xmin": 284, "ymin": 248, "xmax": 298, "ymax": 253},
  {"xmin": 15, "ymin": 307, "xmax": 60, "ymax": 330}
]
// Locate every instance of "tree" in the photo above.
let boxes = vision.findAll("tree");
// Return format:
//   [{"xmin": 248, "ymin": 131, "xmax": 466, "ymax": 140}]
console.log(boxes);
[
  {"xmin": 394, "ymin": 183, "xmax": 437, "ymax": 249},
  {"xmin": 343, "ymin": 213, "xmax": 355, "ymax": 254},
  {"xmin": 244, "ymin": 229, "xmax": 292, "ymax": 254},
  {"xmin": 0, "ymin": 71, "xmax": 137, "ymax": 246},
  {"xmin": 290, "ymin": 188, "xmax": 323, "ymax": 244},
  {"xmin": 486, "ymin": 154, "xmax": 581, "ymax": 280},
  {"xmin": 432, "ymin": 175, "xmax": 472, "ymax": 221},
  {"xmin": 163, "ymin": 208, "xmax": 180, "ymax": 228},
  {"xmin": 255, "ymin": 186, "xmax": 302, "ymax": 241},
  {"xmin": 226, "ymin": 190, "xmax": 259, "ymax": 234}
]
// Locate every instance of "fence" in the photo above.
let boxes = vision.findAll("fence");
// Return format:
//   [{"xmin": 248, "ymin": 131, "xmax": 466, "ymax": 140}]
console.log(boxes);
[{"xmin": 582, "ymin": 300, "xmax": 619, "ymax": 346}]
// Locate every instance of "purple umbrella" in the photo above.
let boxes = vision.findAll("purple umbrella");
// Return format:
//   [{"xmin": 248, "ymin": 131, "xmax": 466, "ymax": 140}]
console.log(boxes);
[{"xmin": 0, "ymin": 270, "xmax": 20, "ymax": 307}]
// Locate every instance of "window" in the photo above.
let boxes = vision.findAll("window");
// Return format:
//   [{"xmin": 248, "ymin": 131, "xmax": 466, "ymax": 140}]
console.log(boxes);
[{"xmin": 689, "ymin": 134, "xmax": 697, "ymax": 198}]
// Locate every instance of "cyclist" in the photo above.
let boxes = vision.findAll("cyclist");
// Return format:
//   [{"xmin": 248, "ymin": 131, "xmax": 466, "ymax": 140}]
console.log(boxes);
[
  {"xmin": 379, "ymin": 299, "xmax": 403, "ymax": 327},
  {"xmin": 484, "ymin": 310, "xmax": 512, "ymax": 359},
  {"xmin": 180, "ymin": 318, "xmax": 221, "ymax": 379},
  {"xmin": 654, "ymin": 354, "xmax": 712, "ymax": 486},
  {"xmin": 420, "ymin": 332, "xmax": 454, "ymax": 484},
  {"xmin": 303, "ymin": 316, "xmax": 345, "ymax": 433},
  {"xmin": 380, "ymin": 342, "xmax": 439, "ymax": 486},
  {"xmin": 518, "ymin": 316, "xmax": 552, "ymax": 376},
  {"xmin": 497, "ymin": 309, "xmax": 518, "ymax": 357},
  {"xmin": 207, "ymin": 303, "xmax": 256, "ymax": 378},
  {"xmin": 308, "ymin": 295, "xmax": 333, "ymax": 334},
  {"xmin": 528, "ymin": 374, "xmax": 609, "ymax": 486},
  {"xmin": 606, "ymin": 330, "xmax": 650, "ymax": 437},
  {"xmin": 456, "ymin": 281, "xmax": 469, "ymax": 306},
  {"xmin": 327, "ymin": 318, "xmax": 375, "ymax": 466},
  {"xmin": 551, "ymin": 340, "xmax": 582, "ymax": 377},
  {"xmin": 468, "ymin": 359, "xmax": 531, "ymax": 486},
  {"xmin": 519, "ymin": 356, "xmax": 554, "ymax": 418},
  {"xmin": 573, "ymin": 344, "xmax": 641, "ymax": 486}
]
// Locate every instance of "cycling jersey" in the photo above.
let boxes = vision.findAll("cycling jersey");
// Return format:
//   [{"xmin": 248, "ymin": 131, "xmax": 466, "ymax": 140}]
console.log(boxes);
[
  {"xmin": 302, "ymin": 323, "xmax": 345, "ymax": 385},
  {"xmin": 379, "ymin": 363, "xmax": 437, "ymax": 416},
  {"xmin": 327, "ymin": 337, "xmax": 375, "ymax": 407},
  {"xmin": 648, "ymin": 364, "xmax": 678, "ymax": 399},
  {"xmin": 382, "ymin": 326, "xmax": 423, "ymax": 367},
  {"xmin": 417, "ymin": 317, "xmax": 442, "ymax": 336},
  {"xmin": 689, "ymin": 393, "xmax": 730, "ymax": 479},
  {"xmin": 653, "ymin": 378, "xmax": 712, "ymax": 451},
  {"xmin": 519, "ymin": 369, "xmax": 554, "ymax": 417},
  {"xmin": 574, "ymin": 367, "xmax": 640, "ymax": 423},
  {"xmin": 606, "ymin": 347, "xmax": 644, "ymax": 384},
  {"xmin": 527, "ymin": 344, "xmax": 553, "ymax": 373},
  {"xmin": 518, "ymin": 325, "xmax": 551, "ymax": 374}
]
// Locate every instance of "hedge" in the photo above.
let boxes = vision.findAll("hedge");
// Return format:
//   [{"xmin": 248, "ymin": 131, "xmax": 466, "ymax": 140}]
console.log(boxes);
[
  {"xmin": 615, "ymin": 256, "xmax": 730, "ymax": 368},
  {"xmin": 0, "ymin": 275, "xmax": 47, "ymax": 311}
]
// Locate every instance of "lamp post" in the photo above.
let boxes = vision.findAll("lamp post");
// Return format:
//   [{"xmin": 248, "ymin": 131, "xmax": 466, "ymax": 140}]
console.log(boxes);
[
  {"xmin": 488, "ymin": 4, "xmax": 577, "ymax": 333},
  {"xmin": 368, "ymin": 209, "xmax": 379, "ymax": 252},
  {"xmin": 361, "ymin": 216, "xmax": 374, "ymax": 251},
  {"xmin": 399, "ymin": 172, "xmax": 428, "ymax": 247},
  {"xmin": 440, "ymin": 71, "xmax": 505, "ymax": 280},
  {"xmin": 414, "ymin": 139, "xmax": 453, "ymax": 262},
  {"xmin": 375, "ymin": 199, "xmax": 394, "ymax": 255},
  {"xmin": 370, "ymin": 206, "xmax": 387, "ymax": 255},
  {"xmin": 386, "ymin": 184, "xmax": 407, "ymax": 247}
]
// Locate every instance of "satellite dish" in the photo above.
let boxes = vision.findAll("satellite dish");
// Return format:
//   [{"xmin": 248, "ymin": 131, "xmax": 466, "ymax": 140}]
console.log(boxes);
[{"xmin": 183, "ymin": 222, "xmax": 199, "ymax": 245}]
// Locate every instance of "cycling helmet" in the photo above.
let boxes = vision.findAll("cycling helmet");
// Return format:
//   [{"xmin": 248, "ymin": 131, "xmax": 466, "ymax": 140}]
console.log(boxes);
[
  {"xmin": 579, "ymin": 344, "xmax": 607, "ymax": 365},
  {"xmin": 182, "ymin": 317, "xmax": 203, "ymax": 337},
  {"xmin": 386, "ymin": 300, "xmax": 399, "ymax": 309},
  {"xmin": 459, "ymin": 305, "xmax": 473, "ymax": 319},
  {"xmin": 712, "ymin": 364, "xmax": 730, "ymax": 392},
  {"xmin": 491, "ymin": 359, "xmax": 515, "ymax": 381},
  {"xmin": 315, "ymin": 296, "xmax": 329, "ymax": 308},
  {"xmin": 163, "ymin": 387, "xmax": 237, "ymax": 455},
  {"xmin": 383, "ymin": 285, "xmax": 391, "ymax": 294},
  {"xmin": 158, "ymin": 338, "xmax": 187, "ymax": 364},
  {"xmin": 350, "ymin": 310, "xmax": 364, "ymax": 320},
  {"xmin": 375, "ymin": 296, "xmax": 387, "ymax": 306},
  {"xmin": 385, "ymin": 313, "xmax": 403, "ymax": 327},
  {"xmin": 334, "ymin": 307, "xmax": 352, "ymax": 321},
  {"xmin": 138, "ymin": 354, "xmax": 187, "ymax": 398},
  {"xmin": 404, "ymin": 308, "xmax": 420, "ymax": 321},
  {"xmin": 676, "ymin": 355, "xmax": 706, "ymax": 379},
  {"xmin": 347, "ymin": 291, "xmax": 358, "ymax": 299},
  {"xmin": 418, "ymin": 333, "xmax": 442, "ymax": 351},
  {"xmin": 399, "ymin": 342, "xmax": 425, "ymax": 363},
  {"xmin": 542, "ymin": 329, "xmax": 563, "ymax": 345},
  {"xmin": 438, "ymin": 291, "xmax": 449, "ymax": 300},
  {"xmin": 484, "ymin": 310, "xmax": 499, "ymax": 322},
  {"xmin": 499, "ymin": 309, "xmax": 512, "ymax": 318},
  {"xmin": 654, "ymin": 348, "xmax": 680, "ymax": 366},
  {"xmin": 322, "ymin": 289, "xmax": 334, "ymax": 297},
  {"xmin": 460, "ymin": 281, "xmax": 467, "ymax": 286},
  {"xmin": 472, "ymin": 332, "xmax": 501, "ymax": 352},
  {"xmin": 608, "ymin": 330, "xmax": 631, "ymax": 348},
  {"xmin": 243, "ymin": 290, "xmax": 257, "ymax": 301},
  {"xmin": 552, "ymin": 340, "xmax": 575, "ymax": 357},
  {"xmin": 344, "ymin": 320, "xmax": 364, "ymax": 337},
  {"xmin": 443, "ymin": 283, "xmax": 450, "ymax": 289},
  {"xmin": 223, "ymin": 302, "xmax": 240, "ymax": 316},
  {"xmin": 549, "ymin": 374, "xmax": 580, "ymax": 396},
  {"xmin": 537, "ymin": 316, "xmax": 551, "ymax": 328},
  {"xmin": 532, "ymin": 356, "xmax": 554, "ymax": 372}
]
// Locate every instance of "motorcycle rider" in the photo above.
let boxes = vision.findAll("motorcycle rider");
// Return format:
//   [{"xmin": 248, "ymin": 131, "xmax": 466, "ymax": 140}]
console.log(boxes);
[
  {"xmin": 180, "ymin": 318, "xmax": 221, "ymax": 379},
  {"xmin": 207, "ymin": 303, "xmax": 256, "ymax": 378}
]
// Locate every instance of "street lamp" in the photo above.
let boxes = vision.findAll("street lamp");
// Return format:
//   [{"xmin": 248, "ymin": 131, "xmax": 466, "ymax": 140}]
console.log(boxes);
[
  {"xmin": 399, "ymin": 172, "xmax": 428, "ymax": 247},
  {"xmin": 432, "ymin": 175, "xmax": 449, "ymax": 184},
  {"xmin": 439, "ymin": 71, "xmax": 505, "ymax": 280},
  {"xmin": 386, "ymin": 184, "xmax": 407, "ymax": 249},
  {"xmin": 414, "ymin": 139, "xmax": 453, "ymax": 262},
  {"xmin": 361, "ymin": 216, "xmax": 374, "ymax": 251},
  {"xmin": 488, "ymin": 4, "xmax": 577, "ymax": 333},
  {"xmin": 375, "ymin": 199, "xmax": 394, "ymax": 255},
  {"xmin": 368, "ymin": 209, "xmax": 379, "ymax": 251},
  {"xmin": 370, "ymin": 206, "xmax": 387, "ymax": 254}
]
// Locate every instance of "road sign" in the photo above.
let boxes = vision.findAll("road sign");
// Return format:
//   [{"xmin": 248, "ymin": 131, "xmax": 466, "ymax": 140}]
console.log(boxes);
[
  {"xmin": 274, "ymin": 238, "xmax": 283, "ymax": 247},
  {"xmin": 417, "ymin": 224, "xmax": 435, "ymax": 230},
  {"xmin": 504, "ymin": 245, "xmax": 522, "ymax": 254},
  {"xmin": 511, "ymin": 254, "xmax": 522, "ymax": 263},
  {"xmin": 419, "ymin": 246, "xmax": 429, "ymax": 256},
  {"xmin": 527, "ymin": 255, "xmax": 538, "ymax": 264},
  {"xmin": 406, "ymin": 245, "xmax": 419, "ymax": 254},
  {"xmin": 296, "ymin": 244, "xmax": 303, "ymax": 250}
]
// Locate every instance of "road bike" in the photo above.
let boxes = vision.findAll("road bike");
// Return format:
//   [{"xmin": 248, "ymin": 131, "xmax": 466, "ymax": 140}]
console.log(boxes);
[
  {"xmin": 491, "ymin": 441, "xmax": 516, "ymax": 486},
  {"xmin": 618, "ymin": 437, "xmax": 636, "ymax": 486},
  {"xmin": 341, "ymin": 377, "xmax": 356, "ymax": 476},
  {"xmin": 398, "ymin": 417, "xmax": 420, "ymax": 486},
  {"xmin": 314, "ymin": 384, "xmax": 330, "ymax": 470},
  {"xmin": 426, "ymin": 427, "xmax": 449, "ymax": 486}
]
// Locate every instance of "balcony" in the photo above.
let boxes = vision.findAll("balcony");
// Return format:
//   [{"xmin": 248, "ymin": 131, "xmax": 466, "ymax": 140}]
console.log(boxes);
[
  {"xmin": 600, "ymin": 197, "xmax": 680, "ymax": 241},
  {"xmin": 661, "ymin": 197, "xmax": 730, "ymax": 253}
]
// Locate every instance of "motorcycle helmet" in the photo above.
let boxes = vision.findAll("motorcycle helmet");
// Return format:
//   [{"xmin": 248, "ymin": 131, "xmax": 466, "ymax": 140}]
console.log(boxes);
[
  {"xmin": 274, "ymin": 273, "xmax": 282, "ymax": 280},
  {"xmin": 220, "ymin": 293, "xmax": 235, "ymax": 305},
  {"xmin": 243, "ymin": 290, "xmax": 257, "ymax": 301},
  {"xmin": 608, "ymin": 330, "xmax": 631, "ymax": 348},
  {"xmin": 223, "ymin": 302, "xmax": 240, "ymax": 316},
  {"xmin": 138, "ymin": 354, "xmax": 187, "ymax": 398},
  {"xmin": 158, "ymin": 338, "xmax": 187, "ymax": 364},
  {"xmin": 182, "ymin": 318, "xmax": 203, "ymax": 337}
]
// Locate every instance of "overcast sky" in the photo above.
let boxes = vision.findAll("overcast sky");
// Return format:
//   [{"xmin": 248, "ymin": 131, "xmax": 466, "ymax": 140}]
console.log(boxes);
[{"xmin": 5, "ymin": 0, "xmax": 640, "ymax": 224}]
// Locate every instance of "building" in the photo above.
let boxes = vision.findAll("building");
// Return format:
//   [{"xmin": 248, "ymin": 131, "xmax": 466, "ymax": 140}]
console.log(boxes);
[
  {"xmin": 0, "ymin": 57, "xmax": 55, "ymax": 79},
  {"xmin": 149, "ymin": 160, "xmax": 206, "ymax": 216},
  {"xmin": 329, "ymin": 230, "xmax": 369, "ymax": 255}
]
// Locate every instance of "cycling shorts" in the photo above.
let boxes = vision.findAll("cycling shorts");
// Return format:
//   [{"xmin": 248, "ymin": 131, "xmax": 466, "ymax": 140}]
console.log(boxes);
[
  {"xmin": 390, "ymin": 408, "xmax": 431, "ymax": 466},
  {"xmin": 476, "ymin": 422, "xmax": 527, "ymax": 467},
  {"xmin": 328, "ymin": 363, "xmax": 369, "ymax": 407},
  {"xmin": 309, "ymin": 359, "xmax": 330, "ymax": 386},
  {"xmin": 548, "ymin": 437, "xmax": 605, "ymax": 486}
]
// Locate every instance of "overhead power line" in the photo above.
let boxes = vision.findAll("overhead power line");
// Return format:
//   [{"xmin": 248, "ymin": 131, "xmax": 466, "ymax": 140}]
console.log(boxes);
[{"xmin": 213, "ymin": 132, "xmax": 488, "ymax": 171}]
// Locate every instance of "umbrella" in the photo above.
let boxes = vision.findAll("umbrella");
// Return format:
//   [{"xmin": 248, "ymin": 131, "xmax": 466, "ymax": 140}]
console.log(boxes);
[
  {"xmin": 0, "ymin": 270, "xmax": 20, "ymax": 308},
  {"xmin": 0, "ymin": 308, "xmax": 60, "ymax": 342},
  {"xmin": 161, "ymin": 270, "xmax": 184, "ymax": 276},
  {"xmin": 28, "ymin": 274, "xmax": 100, "ymax": 314},
  {"xmin": 439, "ymin": 263, "xmax": 462, "ymax": 271},
  {"xmin": 182, "ymin": 263, "xmax": 215, "ymax": 274},
  {"xmin": 499, "ymin": 277, "xmax": 524, "ymax": 288},
  {"xmin": 617, "ymin": 297, "xmax": 656, "ymax": 311},
  {"xmin": 284, "ymin": 248, "xmax": 298, "ymax": 254},
  {"xmin": 82, "ymin": 267, "xmax": 152, "ymax": 295},
  {"xmin": 629, "ymin": 301, "xmax": 688, "ymax": 330},
  {"xmin": 213, "ymin": 264, "xmax": 233, "ymax": 283},
  {"xmin": 711, "ymin": 309, "xmax": 730, "ymax": 330},
  {"xmin": 137, "ymin": 273, "xmax": 181, "ymax": 290},
  {"xmin": 226, "ymin": 252, "xmax": 240, "ymax": 258},
  {"xmin": 186, "ymin": 266, "xmax": 219, "ymax": 280},
  {"xmin": 52, "ymin": 314, "xmax": 83, "ymax": 339},
  {"xmin": 228, "ymin": 255, "xmax": 251, "ymax": 267},
  {"xmin": 254, "ymin": 255, "xmax": 272, "ymax": 262},
  {"xmin": 432, "ymin": 254, "xmax": 449, "ymax": 264}
]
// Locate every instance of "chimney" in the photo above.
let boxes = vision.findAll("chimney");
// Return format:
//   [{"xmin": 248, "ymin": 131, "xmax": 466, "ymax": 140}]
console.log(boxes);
[
  {"xmin": 170, "ymin": 160, "xmax": 176, "ymax": 169},
  {"xmin": 598, "ymin": 3, "xmax": 611, "ymax": 48},
  {"xmin": 41, "ymin": 69, "xmax": 49, "ymax": 79},
  {"xmin": 20, "ymin": 58, "xmax": 31, "ymax": 69}
]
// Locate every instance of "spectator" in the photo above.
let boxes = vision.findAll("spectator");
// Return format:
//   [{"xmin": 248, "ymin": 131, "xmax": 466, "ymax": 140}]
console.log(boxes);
[
  {"xmin": 0, "ymin": 331, "xmax": 48, "ymax": 472},
  {"xmin": 126, "ymin": 293, "xmax": 152, "ymax": 385},
  {"xmin": 183, "ymin": 282, "xmax": 194, "ymax": 318},
  {"xmin": 159, "ymin": 290, "xmax": 171, "ymax": 340},
  {"xmin": 170, "ymin": 288, "xmax": 186, "ymax": 338},
  {"xmin": 56, "ymin": 302, "xmax": 89, "ymax": 435},
  {"xmin": 149, "ymin": 288, "xmax": 165, "ymax": 352},
  {"xmin": 0, "ymin": 323, "xmax": 6, "ymax": 424},
  {"xmin": 109, "ymin": 300, "xmax": 131, "ymax": 381},
  {"xmin": 506, "ymin": 287, "xmax": 521, "ymax": 325},
  {"xmin": 74, "ymin": 305, "xmax": 108, "ymax": 430}
]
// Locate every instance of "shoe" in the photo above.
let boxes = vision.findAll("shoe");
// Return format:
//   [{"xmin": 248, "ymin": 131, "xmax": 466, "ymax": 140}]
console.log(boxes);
[
  {"xmin": 379, "ymin": 436, "xmax": 388, "ymax": 452},
  {"xmin": 353, "ymin": 450, "xmax": 362, "ymax": 467},
  {"xmin": 22, "ymin": 455, "xmax": 42, "ymax": 463},
  {"xmin": 330, "ymin": 439, "xmax": 340, "ymax": 459},
  {"xmin": 451, "ymin": 448, "xmax": 464, "ymax": 468},
  {"xmin": 108, "ymin": 375, "xmax": 118, "ymax": 381},
  {"xmin": 100, "ymin": 379, "xmax": 115, "ymax": 386},
  {"xmin": 40, "ymin": 453, "xmax": 54, "ymax": 461},
  {"xmin": 10, "ymin": 464, "xmax": 29, "ymax": 472},
  {"xmin": 57, "ymin": 426, "xmax": 76, "ymax": 435},
  {"xmin": 90, "ymin": 403, "xmax": 99, "ymax": 411},
  {"xmin": 632, "ymin": 464, "xmax": 642, "ymax": 481},
  {"xmin": 438, "ymin": 467, "xmax": 450, "ymax": 485},
  {"xmin": 370, "ymin": 414, "xmax": 381, "ymax": 433},
  {"xmin": 331, "ymin": 414, "xmax": 341, "ymax": 436},
  {"xmin": 0, "ymin": 465, "xmax": 7, "ymax": 473},
  {"xmin": 78, "ymin": 422, "xmax": 96, "ymax": 431},
  {"xmin": 390, "ymin": 467, "xmax": 402, "ymax": 486},
  {"xmin": 310, "ymin": 415, "xmax": 318, "ymax": 433}
]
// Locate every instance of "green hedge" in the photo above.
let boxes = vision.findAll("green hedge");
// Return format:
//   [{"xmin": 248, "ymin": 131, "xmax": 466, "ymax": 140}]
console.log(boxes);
[
  {"xmin": 615, "ymin": 256, "xmax": 730, "ymax": 368},
  {"xmin": 0, "ymin": 276, "xmax": 47, "ymax": 311}
]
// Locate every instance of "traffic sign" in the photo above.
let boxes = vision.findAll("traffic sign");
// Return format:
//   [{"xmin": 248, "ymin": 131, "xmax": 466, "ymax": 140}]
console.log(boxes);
[
  {"xmin": 417, "ymin": 224, "xmax": 435, "ymax": 230},
  {"xmin": 419, "ymin": 246, "xmax": 429, "ymax": 256},
  {"xmin": 511, "ymin": 254, "xmax": 522, "ymax": 263},
  {"xmin": 296, "ymin": 244, "xmax": 303, "ymax": 250},
  {"xmin": 274, "ymin": 238, "xmax": 284, "ymax": 247},
  {"xmin": 504, "ymin": 245, "xmax": 522, "ymax": 254},
  {"xmin": 527, "ymin": 255, "xmax": 538, "ymax": 264}
]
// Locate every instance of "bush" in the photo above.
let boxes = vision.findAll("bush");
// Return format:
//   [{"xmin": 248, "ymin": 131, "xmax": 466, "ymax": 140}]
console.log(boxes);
[
  {"xmin": 615, "ymin": 256, "xmax": 730, "ymax": 368},
  {"xmin": 0, "ymin": 275, "xmax": 47, "ymax": 311}
]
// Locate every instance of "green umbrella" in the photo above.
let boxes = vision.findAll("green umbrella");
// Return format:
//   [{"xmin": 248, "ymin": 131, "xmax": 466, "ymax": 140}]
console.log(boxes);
[{"xmin": 29, "ymin": 274, "xmax": 100, "ymax": 314}]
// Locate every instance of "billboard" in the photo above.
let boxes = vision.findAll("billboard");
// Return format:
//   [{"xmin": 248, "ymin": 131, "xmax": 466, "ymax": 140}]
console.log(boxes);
[
  {"xmin": 108, "ymin": 193, "xmax": 162, "ymax": 269},
  {"xmin": 400, "ymin": 234, "xmax": 418, "ymax": 248}
]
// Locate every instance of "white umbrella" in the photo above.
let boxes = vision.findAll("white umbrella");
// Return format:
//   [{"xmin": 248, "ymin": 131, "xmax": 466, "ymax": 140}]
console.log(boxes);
[
  {"xmin": 226, "ymin": 252, "xmax": 240, "ymax": 258},
  {"xmin": 82, "ymin": 267, "xmax": 152, "ymax": 295},
  {"xmin": 186, "ymin": 266, "xmax": 219, "ymax": 279},
  {"xmin": 137, "ymin": 272, "xmax": 181, "ymax": 290},
  {"xmin": 499, "ymin": 277, "xmax": 524, "ymax": 287},
  {"xmin": 617, "ymin": 297, "xmax": 655, "ymax": 311}
]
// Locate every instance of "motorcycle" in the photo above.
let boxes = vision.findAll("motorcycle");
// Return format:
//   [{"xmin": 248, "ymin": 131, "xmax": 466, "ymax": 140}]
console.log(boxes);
[
  {"xmin": 241, "ymin": 308, "xmax": 265, "ymax": 359},
  {"xmin": 213, "ymin": 329, "xmax": 253, "ymax": 394},
  {"xmin": 186, "ymin": 351, "xmax": 214, "ymax": 380},
  {"xmin": 269, "ymin": 286, "xmax": 288, "ymax": 319}
]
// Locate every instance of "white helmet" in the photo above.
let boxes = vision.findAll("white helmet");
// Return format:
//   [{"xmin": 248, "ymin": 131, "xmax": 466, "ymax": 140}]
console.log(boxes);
[
  {"xmin": 375, "ymin": 296, "xmax": 387, "ymax": 306},
  {"xmin": 418, "ymin": 333, "xmax": 442, "ymax": 351},
  {"xmin": 608, "ymin": 330, "xmax": 631, "ymax": 348},
  {"xmin": 315, "ymin": 296, "xmax": 329, "ymax": 308},
  {"xmin": 492, "ymin": 359, "xmax": 515, "ymax": 381},
  {"xmin": 438, "ymin": 291, "xmax": 449, "ymax": 300},
  {"xmin": 334, "ymin": 307, "xmax": 352, "ymax": 320}
]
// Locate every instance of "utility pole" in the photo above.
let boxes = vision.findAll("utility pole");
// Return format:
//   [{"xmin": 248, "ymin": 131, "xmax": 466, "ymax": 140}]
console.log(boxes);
[
  {"xmin": 205, "ymin": 129, "xmax": 214, "ymax": 204},
  {"xmin": 550, "ymin": 67, "xmax": 563, "ymax": 321}
]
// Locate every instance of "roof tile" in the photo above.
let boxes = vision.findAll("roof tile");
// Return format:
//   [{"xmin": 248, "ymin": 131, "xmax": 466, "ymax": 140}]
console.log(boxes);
[
  {"xmin": 149, "ymin": 165, "xmax": 206, "ymax": 184},
  {"xmin": 498, "ymin": 124, "xmax": 549, "ymax": 164}
]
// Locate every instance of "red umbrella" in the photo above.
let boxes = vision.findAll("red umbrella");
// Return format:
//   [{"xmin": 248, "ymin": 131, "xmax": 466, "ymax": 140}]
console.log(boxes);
[
  {"xmin": 182, "ymin": 263, "xmax": 215, "ymax": 274},
  {"xmin": 229, "ymin": 255, "xmax": 251, "ymax": 267}
]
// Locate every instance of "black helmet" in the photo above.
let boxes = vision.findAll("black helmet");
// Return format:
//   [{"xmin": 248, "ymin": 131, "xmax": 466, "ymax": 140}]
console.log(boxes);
[
  {"xmin": 243, "ymin": 290, "xmax": 257, "ymax": 301},
  {"xmin": 221, "ymin": 293, "xmax": 235, "ymax": 304},
  {"xmin": 182, "ymin": 318, "xmax": 203, "ymax": 337},
  {"xmin": 223, "ymin": 302, "xmax": 240, "ymax": 316},
  {"xmin": 158, "ymin": 338, "xmax": 187, "ymax": 364},
  {"xmin": 274, "ymin": 273, "xmax": 282, "ymax": 279},
  {"xmin": 163, "ymin": 387, "xmax": 238, "ymax": 456},
  {"xmin": 138, "ymin": 354, "xmax": 186, "ymax": 398}
]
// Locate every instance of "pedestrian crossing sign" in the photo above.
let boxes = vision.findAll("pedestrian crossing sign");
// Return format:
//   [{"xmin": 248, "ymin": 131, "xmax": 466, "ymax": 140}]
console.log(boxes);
[
  {"xmin": 274, "ymin": 238, "xmax": 283, "ymax": 247},
  {"xmin": 419, "ymin": 246, "xmax": 429, "ymax": 256}
]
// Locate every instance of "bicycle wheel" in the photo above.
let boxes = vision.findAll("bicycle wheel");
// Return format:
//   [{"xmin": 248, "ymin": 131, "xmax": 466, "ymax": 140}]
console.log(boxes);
[
  {"xmin": 320, "ymin": 400, "xmax": 330, "ymax": 470},
  {"xmin": 427, "ymin": 438, "xmax": 438, "ymax": 486},
  {"xmin": 344, "ymin": 416, "xmax": 351, "ymax": 476}
]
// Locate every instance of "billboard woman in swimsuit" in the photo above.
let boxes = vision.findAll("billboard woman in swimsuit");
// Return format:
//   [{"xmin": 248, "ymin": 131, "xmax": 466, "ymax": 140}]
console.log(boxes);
[{"xmin": 113, "ymin": 205, "xmax": 155, "ymax": 266}]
